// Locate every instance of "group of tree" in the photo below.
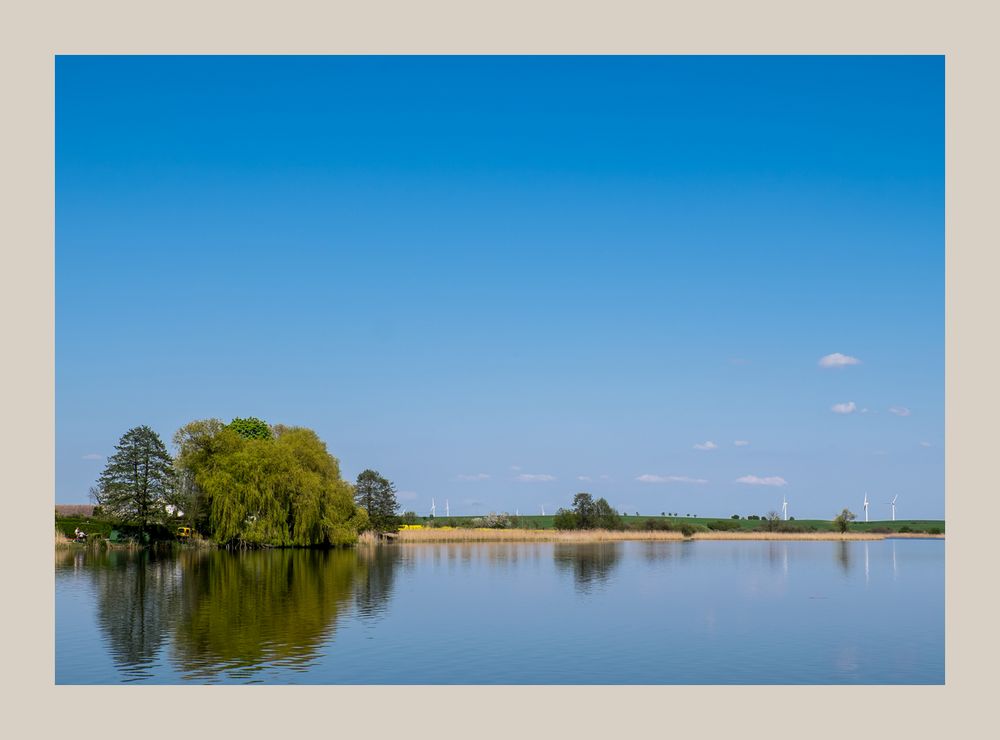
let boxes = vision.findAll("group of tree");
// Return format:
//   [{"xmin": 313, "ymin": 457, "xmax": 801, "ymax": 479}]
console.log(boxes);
[
  {"xmin": 92, "ymin": 418, "xmax": 400, "ymax": 547},
  {"xmin": 553, "ymin": 493, "xmax": 624, "ymax": 530}
]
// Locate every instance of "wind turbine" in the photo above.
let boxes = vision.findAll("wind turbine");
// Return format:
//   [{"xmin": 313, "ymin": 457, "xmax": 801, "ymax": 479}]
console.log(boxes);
[
  {"xmin": 541, "ymin": 504, "xmax": 545, "ymax": 516},
  {"xmin": 430, "ymin": 498, "xmax": 436, "ymax": 517},
  {"xmin": 781, "ymin": 494, "xmax": 788, "ymax": 521},
  {"xmin": 863, "ymin": 492, "xmax": 869, "ymax": 522},
  {"xmin": 888, "ymin": 494, "xmax": 898, "ymax": 522},
  {"xmin": 445, "ymin": 499, "xmax": 449, "ymax": 517}
]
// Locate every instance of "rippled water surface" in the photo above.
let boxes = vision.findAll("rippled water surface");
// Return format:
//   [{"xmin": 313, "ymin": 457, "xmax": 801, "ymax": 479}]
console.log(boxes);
[{"xmin": 55, "ymin": 539, "xmax": 943, "ymax": 684}]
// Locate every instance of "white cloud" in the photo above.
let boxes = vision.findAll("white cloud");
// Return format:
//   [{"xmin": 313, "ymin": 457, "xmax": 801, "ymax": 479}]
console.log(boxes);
[
  {"xmin": 516, "ymin": 473, "xmax": 556, "ymax": 482},
  {"xmin": 735, "ymin": 475, "xmax": 788, "ymax": 487},
  {"xmin": 733, "ymin": 440, "xmax": 750, "ymax": 447},
  {"xmin": 510, "ymin": 465, "xmax": 522, "ymax": 471},
  {"xmin": 577, "ymin": 475, "xmax": 592, "ymax": 482},
  {"xmin": 920, "ymin": 441, "xmax": 933, "ymax": 448},
  {"xmin": 693, "ymin": 441, "xmax": 718, "ymax": 451},
  {"xmin": 819, "ymin": 352, "xmax": 861, "ymax": 368},
  {"xmin": 636, "ymin": 474, "xmax": 708, "ymax": 484},
  {"xmin": 457, "ymin": 473, "xmax": 490, "ymax": 481},
  {"xmin": 81, "ymin": 453, "xmax": 103, "ymax": 461},
  {"xmin": 831, "ymin": 401, "xmax": 857, "ymax": 414},
  {"xmin": 888, "ymin": 406, "xmax": 911, "ymax": 417},
  {"xmin": 397, "ymin": 490, "xmax": 418, "ymax": 501}
]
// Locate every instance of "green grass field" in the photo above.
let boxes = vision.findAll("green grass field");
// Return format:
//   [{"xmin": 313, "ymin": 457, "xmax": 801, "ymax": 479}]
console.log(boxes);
[{"xmin": 412, "ymin": 514, "xmax": 944, "ymax": 533}]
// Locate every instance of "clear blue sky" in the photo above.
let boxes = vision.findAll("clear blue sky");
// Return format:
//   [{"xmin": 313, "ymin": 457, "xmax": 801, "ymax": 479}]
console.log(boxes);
[{"xmin": 56, "ymin": 56, "xmax": 944, "ymax": 519}]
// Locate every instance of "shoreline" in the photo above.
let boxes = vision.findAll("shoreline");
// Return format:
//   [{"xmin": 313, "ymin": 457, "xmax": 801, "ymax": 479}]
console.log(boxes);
[{"xmin": 394, "ymin": 529, "xmax": 944, "ymax": 544}]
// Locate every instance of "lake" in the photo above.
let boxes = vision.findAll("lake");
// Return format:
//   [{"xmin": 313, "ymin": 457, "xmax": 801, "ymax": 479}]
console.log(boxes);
[{"xmin": 55, "ymin": 539, "xmax": 943, "ymax": 684}]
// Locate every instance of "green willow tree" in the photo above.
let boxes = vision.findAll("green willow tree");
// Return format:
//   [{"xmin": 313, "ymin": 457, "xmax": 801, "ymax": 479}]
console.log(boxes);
[
  {"xmin": 354, "ymin": 469, "xmax": 400, "ymax": 532},
  {"xmin": 95, "ymin": 425, "xmax": 175, "ymax": 540},
  {"xmin": 173, "ymin": 418, "xmax": 368, "ymax": 547}
]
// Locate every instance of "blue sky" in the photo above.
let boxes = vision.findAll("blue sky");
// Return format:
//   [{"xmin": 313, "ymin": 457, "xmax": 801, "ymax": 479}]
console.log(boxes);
[{"xmin": 56, "ymin": 56, "xmax": 944, "ymax": 519}]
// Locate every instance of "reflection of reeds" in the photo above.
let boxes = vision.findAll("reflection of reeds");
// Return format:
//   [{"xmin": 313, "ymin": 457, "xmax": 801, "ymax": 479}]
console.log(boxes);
[{"xmin": 396, "ymin": 528, "xmax": 898, "ymax": 543}]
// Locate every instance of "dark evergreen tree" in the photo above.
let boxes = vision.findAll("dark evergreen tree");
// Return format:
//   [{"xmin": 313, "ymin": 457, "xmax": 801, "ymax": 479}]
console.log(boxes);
[
  {"xmin": 354, "ymin": 469, "xmax": 400, "ymax": 532},
  {"xmin": 95, "ymin": 425, "xmax": 175, "ymax": 540}
]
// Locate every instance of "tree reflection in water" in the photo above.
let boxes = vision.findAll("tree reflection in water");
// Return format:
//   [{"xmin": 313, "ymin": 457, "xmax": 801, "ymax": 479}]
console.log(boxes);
[
  {"xmin": 354, "ymin": 545, "xmax": 402, "ymax": 620},
  {"xmin": 836, "ymin": 541, "xmax": 852, "ymax": 575},
  {"xmin": 84, "ymin": 548, "xmax": 181, "ymax": 682},
  {"xmin": 170, "ymin": 548, "xmax": 358, "ymax": 681},
  {"xmin": 553, "ymin": 543, "xmax": 622, "ymax": 594}
]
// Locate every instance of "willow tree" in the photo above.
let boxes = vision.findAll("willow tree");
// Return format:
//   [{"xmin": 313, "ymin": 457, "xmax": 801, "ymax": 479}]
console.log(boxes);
[{"xmin": 174, "ymin": 418, "xmax": 367, "ymax": 547}]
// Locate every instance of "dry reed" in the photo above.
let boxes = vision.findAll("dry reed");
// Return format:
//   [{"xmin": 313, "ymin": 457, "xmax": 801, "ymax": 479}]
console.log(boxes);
[{"xmin": 394, "ymin": 528, "xmax": 918, "ymax": 543}]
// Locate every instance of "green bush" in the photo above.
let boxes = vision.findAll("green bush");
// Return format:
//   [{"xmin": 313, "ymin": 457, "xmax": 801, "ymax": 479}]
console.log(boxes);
[
  {"xmin": 679, "ymin": 524, "xmax": 697, "ymax": 537},
  {"xmin": 707, "ymin": 519, "xmax": 741, "ymax": 531},
  {"xmin": 928, "ymin": 527, "xmax": 942, "ymax": 535}
]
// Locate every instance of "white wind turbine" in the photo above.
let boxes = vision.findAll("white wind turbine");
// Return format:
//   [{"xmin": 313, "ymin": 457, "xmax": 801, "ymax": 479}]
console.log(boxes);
[
  {"xmin": 781, "ymin": 494, "xmax": 788, "ymax": 521},
  {"xmin": 541, "ymin": 504, "xmax": 545, "ymax": 516},
  {"xmin": 887, "ymin": 494, "xmax": 898, "ymax": 521},
  {"xmin": 430, "ymin": 498, "xmax": 436, "ymax": 517},
  {"xmin": 863, "ymin": 492, "xmax": 869, "ymax": 522},
  {"xmin": 445, "ymin": 499, "xmax": 449, "ymax": 517}
]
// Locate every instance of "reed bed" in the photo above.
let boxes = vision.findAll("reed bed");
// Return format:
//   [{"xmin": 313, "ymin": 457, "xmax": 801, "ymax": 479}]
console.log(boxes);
[
  {"xmin": 394, "ymin": 528, "xmax": 912, "ymax": 543},
  {"xmin": 356, "ymin": 530, "xmax": 381, "ymax": 546}
]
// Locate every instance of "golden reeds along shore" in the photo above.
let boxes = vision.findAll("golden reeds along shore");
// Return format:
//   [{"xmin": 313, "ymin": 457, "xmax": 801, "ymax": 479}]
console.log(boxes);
[{"xmin": 391, "ymin": 528, "xmax": 943, "ymax": 543}]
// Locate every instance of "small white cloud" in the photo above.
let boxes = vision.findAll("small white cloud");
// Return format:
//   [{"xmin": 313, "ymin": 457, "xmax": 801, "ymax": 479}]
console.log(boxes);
[
  {"xmin": 735, "ymin": 475, "xmax": 788, "ymax": 487},
  {"xmin": 81, "ymin": 453, "xmax": 104, "ymax": 461},
  {"xmin": 397, "ymin": 490, "xmax": 418, "ymax": 501},
  {"xmin": 516, "ymin": 473, "xmax": 556, "ymax": 482},
  {"xmin": 457, "ymin": 473, "xmax": 490, "ymax": 481},
  {"xmin": 831, "ymin": 401, "xmax": 857, "ymax": 414},
  {"xmin": 920, "ymin": 441, "xmax": 933, "ymax": 448},
  {"xmin": 693, "ymin": 441, "xmax": 718, "ymax": 451},
  {"xmin": 510, "ymin": 465, "xmax": 522, "ymax": 471},
  {"xmin": 860, "ymin": 407, "xmax": 870, "ymax": 414},
  {"xmin": 733, "ymin": 440, "xmax": 750, "ymax": 447},
  {"xmin": 577, "ymin": 475, "xmax": 592, "ymax": 482},
  {"xmin": 888, "ymin": 406, "xmax": 911, "ymax": 417},
  {"xmin": 819, "ymin": 353, "xmax": 861, "ymax": 368},
  {"xmin": 636, "ymin": 474, "xmax": 708, "ymax": 484}
]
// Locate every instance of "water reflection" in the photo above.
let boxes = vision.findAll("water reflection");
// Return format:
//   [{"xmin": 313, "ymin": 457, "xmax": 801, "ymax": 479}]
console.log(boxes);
[
  {"xmin": 836, "ymin": 541, "xmax": 852, "ymax": 575},
  {"xmin": 864, "ymin": 542, "xmax": 870, "ymax": 586},
  {"xmin": 354, "ymin": 545, "xmax": 402, "ymax": 620},
  {"xmin": 78, "ymin": 548, "xmax": 180, "ymax": 681},
  {"xmin": 553, "ymin": 543, "xmax": 621, "ymax": 593},
  {"xmin": 172, "ymin": 549, "xmax": 357, "ymax": 680}
]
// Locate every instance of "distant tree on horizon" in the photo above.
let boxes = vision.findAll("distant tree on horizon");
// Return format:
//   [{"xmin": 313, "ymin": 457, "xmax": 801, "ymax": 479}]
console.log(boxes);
[{"xmin": 834, "ymin": 508, "xmax": 857, "ymax": 533}]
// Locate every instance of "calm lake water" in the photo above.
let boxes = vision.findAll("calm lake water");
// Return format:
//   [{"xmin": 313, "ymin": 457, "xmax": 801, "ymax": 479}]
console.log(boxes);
[{"xmin": 55, "ymin": 539, "xmax": 943, "ymax": 684}]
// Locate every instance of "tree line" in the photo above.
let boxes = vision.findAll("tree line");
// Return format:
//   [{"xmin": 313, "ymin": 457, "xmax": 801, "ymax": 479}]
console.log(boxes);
[{"xmin": 91, "ymin": 419, "xmax": 400, "ymax": 547}]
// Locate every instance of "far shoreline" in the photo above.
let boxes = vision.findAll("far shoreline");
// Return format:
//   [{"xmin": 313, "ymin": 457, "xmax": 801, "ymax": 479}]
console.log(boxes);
[{"xmin": 391, "ymin": 529, "xmax": 944, "ymax": 544}]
